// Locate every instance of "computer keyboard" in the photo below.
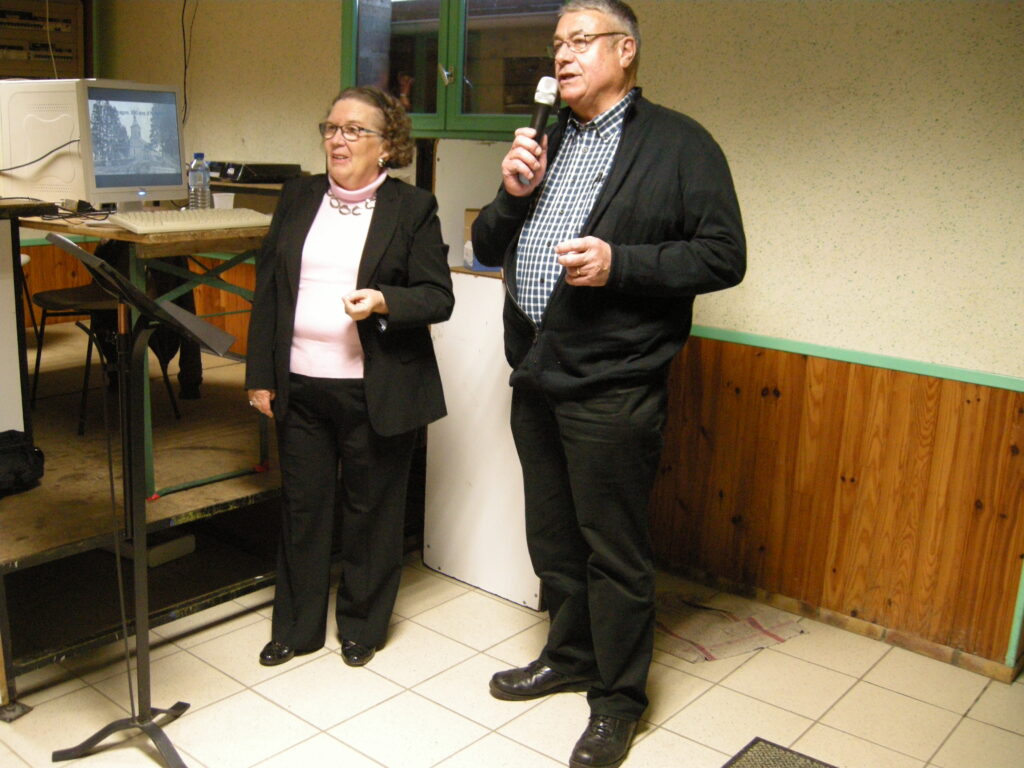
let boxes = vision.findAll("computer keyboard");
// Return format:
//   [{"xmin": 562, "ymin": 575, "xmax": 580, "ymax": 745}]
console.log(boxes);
[{"xmin": 106, "ymin": 207, "xmax": 272, "ymax": 234}]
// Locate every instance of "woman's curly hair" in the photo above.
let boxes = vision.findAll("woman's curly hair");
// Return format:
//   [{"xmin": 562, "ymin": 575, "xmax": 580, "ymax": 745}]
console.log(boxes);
[{"xmin": 328, "ymin": 86, "xmax": 414, "ymax": 169}]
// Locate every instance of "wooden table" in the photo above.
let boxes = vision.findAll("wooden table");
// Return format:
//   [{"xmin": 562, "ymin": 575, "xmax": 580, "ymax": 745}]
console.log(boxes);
[
  {"xmin": 20, "ymin": 216, "xmax": 269, "ymax": 497},
  {"xmin": 2, "ymin": 214, "xmax": 277, "ymax": 720}
]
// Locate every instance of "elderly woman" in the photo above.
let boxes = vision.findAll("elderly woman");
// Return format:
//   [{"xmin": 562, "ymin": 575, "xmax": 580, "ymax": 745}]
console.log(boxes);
[{"xmin": 246, "ymin": 86, "xmax": 453, "ymax": 667}]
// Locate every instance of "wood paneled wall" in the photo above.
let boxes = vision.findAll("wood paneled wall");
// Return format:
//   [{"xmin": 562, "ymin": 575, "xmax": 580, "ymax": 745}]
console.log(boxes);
[
  {"xmin": 21, "ymin": 247, "xmax": 255, "ymax": 357},
  {"xmin": 188, "ymin": 257, "xmax": 255, "ymax": 357},
  {"xmin": 650, "ymin": 338, "xmax": 1024, "ymax": 669}
]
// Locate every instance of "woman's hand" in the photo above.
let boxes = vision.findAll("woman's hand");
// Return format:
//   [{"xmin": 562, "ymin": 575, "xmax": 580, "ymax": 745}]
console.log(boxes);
[
  {"xmin": 343, "ymin": 289, "xmax": 388, "ymax": 321},
  {"xmin": 247, "ymin": 388, "xmax": 275, "ymax": 418}
]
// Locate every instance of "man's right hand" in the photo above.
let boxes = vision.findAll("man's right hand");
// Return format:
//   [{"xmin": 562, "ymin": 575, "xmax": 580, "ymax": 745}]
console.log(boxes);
[{"xmin": 501, "ymin": 127, "xmax": 548, "ymax": 197}]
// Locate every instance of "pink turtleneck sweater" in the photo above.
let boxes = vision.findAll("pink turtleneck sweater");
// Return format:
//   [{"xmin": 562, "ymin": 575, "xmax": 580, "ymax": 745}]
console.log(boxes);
[{"xmin": 289, "ymin": 172, "xmax": 387, "ymax": 379}]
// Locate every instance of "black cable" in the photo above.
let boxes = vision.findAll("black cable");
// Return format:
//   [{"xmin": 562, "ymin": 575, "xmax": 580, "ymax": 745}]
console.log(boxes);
[
  {"xmin": 181, "ymin": 0, "xmax": 199, "ymax": 124},
  {"xmin": 0, "ymin": 139, "xmax": 81, "ymax": 173}
]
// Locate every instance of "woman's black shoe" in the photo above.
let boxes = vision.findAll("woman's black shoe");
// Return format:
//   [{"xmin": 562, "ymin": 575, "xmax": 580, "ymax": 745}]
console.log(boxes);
[
  {"xmin": 258, "ymin": 640, "xmax": 295, "ymax": 666},
  {"xmin": 341, "ymin": 639, "xmax": 376, "ymax": 667}
]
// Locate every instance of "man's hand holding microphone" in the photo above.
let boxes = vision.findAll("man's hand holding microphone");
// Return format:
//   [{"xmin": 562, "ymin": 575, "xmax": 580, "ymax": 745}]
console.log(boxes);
[{"xmin": 502, "ymin": 76, "xmax": 558, "ymax": 197}]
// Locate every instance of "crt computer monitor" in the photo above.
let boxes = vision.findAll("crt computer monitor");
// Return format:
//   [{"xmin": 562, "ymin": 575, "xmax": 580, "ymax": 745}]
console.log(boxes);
[{"xmin": 0, "ymin": 78, "xmax": 187, "ymax": 209}]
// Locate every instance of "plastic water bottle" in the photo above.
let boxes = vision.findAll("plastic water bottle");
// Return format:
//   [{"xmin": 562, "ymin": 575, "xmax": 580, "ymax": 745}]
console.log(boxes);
[{"xmin": 187, "ymin": 152, "xmax": 212, "ymax": 209}]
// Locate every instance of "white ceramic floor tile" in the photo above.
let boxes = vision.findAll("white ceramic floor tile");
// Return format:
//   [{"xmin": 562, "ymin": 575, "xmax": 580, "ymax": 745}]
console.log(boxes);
[
  {"xmin": 721, "ymin": 647, "xmax": 856, "ymax": 719},
  {"xmin": 413, "ymin": 653, "xmax": 544, "ymax": 729},
  {"xmin": 233, "ymin": 584, "xmax": 275, "ymax": 615},
  {"xmin": 496, "ymin": 693, "xmax": 593, "ymax": 762},
  {"xmin": 13, "ymin": 663, "xmax": 85, "ymax": 708},
  {"xmin": 59, "ymin": 734, "xmax": 207, "ymax": 767},
  {"xmin": 365, "ymin": 619, "xmax": 475, "ymax": 688},
  {"xmin": 864, "ymin": 647, "xmax": 988, "ymax": 713},
  {"xmin": 391, "ymin": 565, "xmax": 469, "ymax": 619},
  {"xmin": 820, "ymin": 681, "xmax": 959, "ymax": 760},
  {"xmin": 623, "ymin": 726, "xmax": 730, "ymax": 768},
  {"xmin": 0, "ymin": 740, "xmax": 28, "ymax": 767},
  {"xmin": 435, "ymin": 732, "xmax": 564, "ymax": 768},
  {"xmin": 652, "ymin": 647, "xmax": 757, "ymax": 683},
  {"xmin": 654, "ymin": 571, "xmax": 719, "ymax": 603},
  {"xmin": 253, "ymin": 732, "xmax": 382, "ymax": 767},
  {"xmin": 186, "ymin": 617, "xmax": 327, "ymax": 687},
  {"xmin": 150, "ymin": 599, "xmax": 264, "ymax": 649},
  {"xmin": 643, "ymin": 660, "xmax": 714, "ymax": 725},
  {"xmin": 661, "ymin": 684, "xmax": 812, "ymax": 756},
  {"xmin": 165, "ymin": 690, "xmax": 316, "ymax": 768},
  {"xmin": 930, "ymin": 716, "xmax": 1024, "ymax": 768},
  {"xmin": 91, "ymin": 650, "xmax": 244, "ymax": 714},
  {"xmin": 328, "ymin": 691, "xmax": 487, "ymax": 768},
  {"xmin": 968, "ymin": 679, "xmax": 1024, "ymax": 735},
  {"xmin": 0, "ymin": 687, "xmax": 131, "ymax": 768},
  {"xmin": 411, "ymin": 591, "xmax": 542, "ymax": 650},
  {"xmin": 775, "ymin": 618, "xmax": 891, "ymax": 677},
  {"xmin": 58, "ymin": 633, "xmax": 178, "ymax": 685},
  {"xmin": 253, "ymin": 652, "xmax": 402, "ymax": 730},
  {"xmin": 484, "ymin": 621, "xmax": 550, "ymax": 667},
  {"xmin": 793, "ymin": 723, "xmax": 925, "ymax": 768}
]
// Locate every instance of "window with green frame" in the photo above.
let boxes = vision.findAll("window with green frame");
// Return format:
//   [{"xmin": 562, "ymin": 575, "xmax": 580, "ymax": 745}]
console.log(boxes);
[{"xmin": 342, "ymin": 0, "xmax": 561, "ymax": 140}]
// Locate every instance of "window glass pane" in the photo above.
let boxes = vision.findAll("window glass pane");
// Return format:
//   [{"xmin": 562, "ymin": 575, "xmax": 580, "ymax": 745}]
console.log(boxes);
[
  {"xmin": 462, "ymin": 0, "xmax": 560, "ymax": 115},
  {"xmin": 356, "ymin": 0, "xmax": 440, "ymax": 114}
]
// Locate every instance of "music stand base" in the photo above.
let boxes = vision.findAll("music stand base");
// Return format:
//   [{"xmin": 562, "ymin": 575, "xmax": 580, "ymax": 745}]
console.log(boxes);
[{"xmin": 52, "ymin": 701, "xmax": 190, "ymax": 766}]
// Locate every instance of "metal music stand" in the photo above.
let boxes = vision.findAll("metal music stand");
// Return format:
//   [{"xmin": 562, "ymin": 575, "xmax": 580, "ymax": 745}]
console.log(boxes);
[{"xmin": 45, "ymin": 233, "xmax": 234, "ymax": 767}]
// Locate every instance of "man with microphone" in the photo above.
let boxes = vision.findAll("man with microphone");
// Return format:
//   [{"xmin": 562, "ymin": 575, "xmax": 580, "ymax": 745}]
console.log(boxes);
[{"xmin": 472, "ymin": 2, "xmax": 745, "ymax": 766}]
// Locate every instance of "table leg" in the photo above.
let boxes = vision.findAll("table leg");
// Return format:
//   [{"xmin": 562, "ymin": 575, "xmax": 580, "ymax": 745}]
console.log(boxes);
[{"xmin": 0, "ymin": 574, "xmax": 31, "ymax": 721}]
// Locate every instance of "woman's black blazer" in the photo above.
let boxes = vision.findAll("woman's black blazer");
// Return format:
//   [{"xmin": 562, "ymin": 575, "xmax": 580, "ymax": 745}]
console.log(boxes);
[{"xmin": 245, "ymin": 174, "xmax": 453, "ymax": 436}]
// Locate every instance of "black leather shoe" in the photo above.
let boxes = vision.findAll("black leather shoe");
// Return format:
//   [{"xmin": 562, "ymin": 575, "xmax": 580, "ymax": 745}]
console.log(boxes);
[
  {"xmin": 489, "ymin": 659, "xmax": 593, "ymax": 701},
  {"xmin": 569, "ymin": 715, "xmax": 637, "ymax": 768},
  {"xmin": 258, "ymin": 640, "xmax": 295, "ymax": 667},
  {"xmin": 341, "ymin": 639, "xmax": 376, "ymax": 667}
]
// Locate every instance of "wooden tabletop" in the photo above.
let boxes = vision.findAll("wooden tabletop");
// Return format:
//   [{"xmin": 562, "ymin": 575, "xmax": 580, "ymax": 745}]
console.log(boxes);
[{"xmin": 19, "ymin": 216, "xmax": 268, "ymax": 259}]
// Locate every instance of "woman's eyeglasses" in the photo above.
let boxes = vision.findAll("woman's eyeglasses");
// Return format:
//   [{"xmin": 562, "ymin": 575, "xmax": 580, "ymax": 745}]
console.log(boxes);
[{"xmin": 319, "ymin": 122, "xmax": 382, "ymax": 141}]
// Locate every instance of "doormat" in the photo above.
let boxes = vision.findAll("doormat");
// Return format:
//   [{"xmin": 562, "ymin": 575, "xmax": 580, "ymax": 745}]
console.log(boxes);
[
  {"xmin": 654, "ymin": 592, "xmax": 805, "ymax": 663},
  {"xmin": 723, "ymin": 738, "xmax": 837, "ymax": 768}
]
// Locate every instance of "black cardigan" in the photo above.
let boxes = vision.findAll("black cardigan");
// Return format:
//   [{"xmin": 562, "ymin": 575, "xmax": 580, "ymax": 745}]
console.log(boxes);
[{"xmin": 472, "ymin": 93, "xmax": 746, "ymax": 399}]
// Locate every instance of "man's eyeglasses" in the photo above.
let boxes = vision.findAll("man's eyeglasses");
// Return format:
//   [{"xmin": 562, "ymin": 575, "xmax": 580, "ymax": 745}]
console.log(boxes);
[
  {"xmin": 319, "ymin": 122, "xmax": 382, "ymax": 141},
  {"xmin": 547, "ymin": 31, "xmax": 627, "ymax": 58}
]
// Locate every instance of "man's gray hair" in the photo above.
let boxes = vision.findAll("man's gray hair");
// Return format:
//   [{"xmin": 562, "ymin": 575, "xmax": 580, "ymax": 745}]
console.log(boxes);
[{"xmin": 560, "ymin": 0, "xmax": 642, "ymax": 57}]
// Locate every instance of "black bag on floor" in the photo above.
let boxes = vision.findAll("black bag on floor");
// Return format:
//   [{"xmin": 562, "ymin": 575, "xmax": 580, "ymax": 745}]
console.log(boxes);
[{"xmin": 0, "ymin": 430, "xmax": 44, "ymax": 496}]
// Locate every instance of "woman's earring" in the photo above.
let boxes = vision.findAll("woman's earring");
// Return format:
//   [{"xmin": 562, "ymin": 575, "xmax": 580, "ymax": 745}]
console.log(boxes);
[{"xmin": 377, "ymin": 156, "xmax": 387, "ymax": 169}]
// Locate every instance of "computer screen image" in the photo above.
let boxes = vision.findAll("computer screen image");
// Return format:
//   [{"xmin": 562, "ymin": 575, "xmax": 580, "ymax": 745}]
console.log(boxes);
[
  {"xmin": 0, "ymin": 78, "xmax": 187, "ymax": 209},
  {"xmin": 86, "ymin": 84, "xmax": 183, "ymax": 198}
]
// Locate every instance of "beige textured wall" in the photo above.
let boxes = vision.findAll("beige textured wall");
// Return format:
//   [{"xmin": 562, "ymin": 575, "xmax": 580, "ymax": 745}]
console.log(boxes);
[
  {"xmin": 94, "ymin": 0, "xmax": 341, "ymax": 174},
  {"xmin": 93, "ymin": 1, "xmax": 1023, "ymax": 378},
  {"xmin": 634, "ymin": 0, "xmax": 1023, "ymax": 378}
]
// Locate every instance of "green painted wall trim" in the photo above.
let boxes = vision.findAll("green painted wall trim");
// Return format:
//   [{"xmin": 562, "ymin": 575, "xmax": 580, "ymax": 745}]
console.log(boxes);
[
  {"xmin": 22, "ymin": 235, "xmax": 100, "ymax": 247},
  {"xmin": 691, "ymin": 325, "xmax": 1024, "ymax": 393},
  {"xmin": 1007, "ymin": 557, "xmax": 1024, "ymax": 668}
]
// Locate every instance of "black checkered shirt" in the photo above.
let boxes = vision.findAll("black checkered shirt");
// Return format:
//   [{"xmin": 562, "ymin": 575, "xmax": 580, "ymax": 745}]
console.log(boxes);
[{"xmin": 515, "ymin": 89, "xmax": 637, "ymax": 323}]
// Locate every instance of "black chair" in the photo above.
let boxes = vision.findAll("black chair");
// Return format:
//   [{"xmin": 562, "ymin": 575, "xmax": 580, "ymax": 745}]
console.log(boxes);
[{"xmin": 30, "ymin": 282, "xmax": 181, "ymax": 435}]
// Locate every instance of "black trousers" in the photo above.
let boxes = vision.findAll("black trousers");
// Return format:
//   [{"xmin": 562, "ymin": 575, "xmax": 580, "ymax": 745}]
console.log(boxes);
[
  {"xmin": 272, "ymin": 374, "xmax": 416, "ymax": 652},
  {"xmin": 511, "ymin": 382, "xmax": 667, "ymax": 720}
]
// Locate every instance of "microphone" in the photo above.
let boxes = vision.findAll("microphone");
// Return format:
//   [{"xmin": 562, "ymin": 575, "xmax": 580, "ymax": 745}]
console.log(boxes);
[{"xmin": 517, "ymin": 76, "xmax": 559, "ymax": 186}]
